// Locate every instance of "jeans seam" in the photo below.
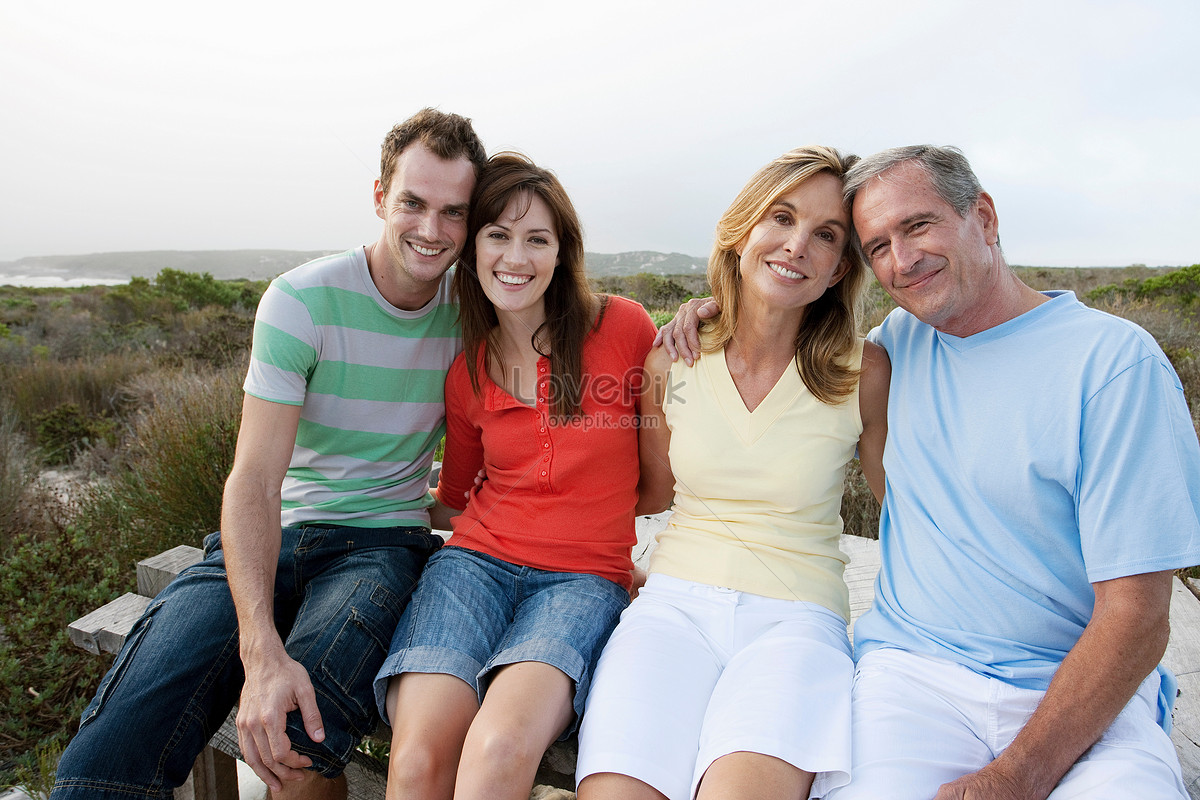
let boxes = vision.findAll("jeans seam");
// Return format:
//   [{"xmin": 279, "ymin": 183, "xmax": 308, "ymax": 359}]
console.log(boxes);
[
  {"xmin": 81, "ymin": 597, "xmax": 165, "ymax": 727},
  {"xmin": 156, "ymin": 619, "xmax": 241, "ymax": 784},
  {"xmin": 52, "ymin": 776, "xmax": 173, "ymax": 798}
]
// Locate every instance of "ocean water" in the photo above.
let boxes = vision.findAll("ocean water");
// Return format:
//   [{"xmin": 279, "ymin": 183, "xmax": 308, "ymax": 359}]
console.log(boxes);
[{"xmin": 0, "ymin": 275, "xmax": 128, "ymax": 288}]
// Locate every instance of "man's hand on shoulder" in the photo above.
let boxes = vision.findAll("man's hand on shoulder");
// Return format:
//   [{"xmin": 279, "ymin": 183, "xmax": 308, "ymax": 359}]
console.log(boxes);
[
  {"xmin": 653, "ymin": 297, "xmax": 720, "ymax": 366},
  {"xmin": 236, "ymin": 650, "xmax": 325, "ymax": 791}
]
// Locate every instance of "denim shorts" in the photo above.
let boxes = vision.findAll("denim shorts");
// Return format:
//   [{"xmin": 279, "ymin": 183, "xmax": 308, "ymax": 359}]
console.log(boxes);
[
  {"xmin": 373, "ymin": 546, "xmax": 629, "ymax": 736},
  {"xmin": 52, "ymin": 525, "xmax": 442, "ymax": 798}
]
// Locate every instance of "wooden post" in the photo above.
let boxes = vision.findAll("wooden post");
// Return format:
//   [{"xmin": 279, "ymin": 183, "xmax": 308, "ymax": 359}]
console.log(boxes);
[
  {"xmin": 190, "ymin": 746, "xmax": 240, "ymax": 800},
  {"xmin": 138, "ymin": 545, "xmax": 204, "ymax": 597}
]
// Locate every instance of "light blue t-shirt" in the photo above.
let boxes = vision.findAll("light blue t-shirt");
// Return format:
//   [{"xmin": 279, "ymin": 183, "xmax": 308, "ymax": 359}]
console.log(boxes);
[{"xmin": 857, "ymin": 291, "xmax": 1200, "ymax": 693}]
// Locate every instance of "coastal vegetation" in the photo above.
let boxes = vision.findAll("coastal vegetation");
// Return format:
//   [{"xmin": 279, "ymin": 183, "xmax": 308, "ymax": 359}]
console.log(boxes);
[{"xmin": 0, "ymin": 264, "xmax": 1197, "ymax": 788}]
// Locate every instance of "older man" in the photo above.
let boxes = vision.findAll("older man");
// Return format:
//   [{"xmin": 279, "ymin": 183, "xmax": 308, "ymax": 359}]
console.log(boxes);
[
  {"xmin": 828, "ymin": 145, "xmax": 1200, "ymax": 799},
  {"xmin": 664, "ymin": 145, "xmax": 1200, "ymax": 798},
  {"xmin": 52, "ymin": 108, "xmax": 486, "ymax": 800}
]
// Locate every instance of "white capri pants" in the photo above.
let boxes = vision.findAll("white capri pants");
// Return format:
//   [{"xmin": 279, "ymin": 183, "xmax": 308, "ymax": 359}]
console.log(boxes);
[
  {"xmin": 825, "ymin": 647, "xmax": 1188, "ymax": 799},
  {"xmin": 576, "ymin": 573, "xmax": 854, "ymax": 800}
]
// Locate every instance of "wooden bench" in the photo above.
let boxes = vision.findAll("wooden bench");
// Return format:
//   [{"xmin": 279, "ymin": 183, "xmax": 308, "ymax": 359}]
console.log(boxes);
[
  {"xmin": 66, "ymin": 540, "xmax": 581, "ymax": 800},
  {"xmin": 68, "ymin": 518, "xmax": 1200, "ymax": 799}
]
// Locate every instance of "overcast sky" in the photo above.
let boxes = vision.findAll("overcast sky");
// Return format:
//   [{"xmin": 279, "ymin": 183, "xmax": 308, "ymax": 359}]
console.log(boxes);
[{"xmin": 3, "ymin": 0, "xmax": 1198, "ymax": 268}]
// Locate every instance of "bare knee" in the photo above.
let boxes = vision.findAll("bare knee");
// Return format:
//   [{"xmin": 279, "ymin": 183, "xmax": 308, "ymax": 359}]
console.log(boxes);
[
  {"xmin": 578, "ymin": 772, "xmax": 668, "ymax": 800},
  {"xmin": 386, "ymin": 737, "xmax": 460, "ymax": 796},
  {"xmin": 461, "ymin": 721, "xmax": 544, "ymax": 775}
]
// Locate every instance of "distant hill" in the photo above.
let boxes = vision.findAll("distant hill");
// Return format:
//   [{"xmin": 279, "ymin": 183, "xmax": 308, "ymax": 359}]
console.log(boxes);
[
  {"xmin": 0, "ymin": 250, "xmax": 340, "ymax": 284},
  {"xmin": 0, "ymin": 249, "xmax": 709, "ymax": 285},
  {"xmin": 583, "ymin": 251, "xmax": 707, "ymax": 276}
]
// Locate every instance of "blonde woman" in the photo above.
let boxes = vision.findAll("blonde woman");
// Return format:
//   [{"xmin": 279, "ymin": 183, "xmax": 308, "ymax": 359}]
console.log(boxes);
[{"xmin": 576, "ymin": 146, "xmax": 889, "ymax": 800}]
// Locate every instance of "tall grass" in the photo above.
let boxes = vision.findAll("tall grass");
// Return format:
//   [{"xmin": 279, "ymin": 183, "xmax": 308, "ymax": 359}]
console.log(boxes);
[
  {"xmin": 1, "ymin": 353, "xmax": 155, "ymax": 446},
  {"xmin": 78, "ymin": 363, "xmax": 244, "ymax": 566},
  {"xmin": 0, "ymin": 399, "xmax": 47, "ymax": 557},
  {"xmin": 0, "ymin": 363, "xmax": 243, "ymax": 784}
]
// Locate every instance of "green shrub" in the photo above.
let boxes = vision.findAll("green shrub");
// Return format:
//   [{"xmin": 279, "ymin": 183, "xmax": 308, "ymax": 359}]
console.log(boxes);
[
  {"xmin": 649, "ymin": 309, "xmax": 675, "ymax": 328},
  {"xmin": 10, "ymin": 739, "xmax": 61, "ymax": 799},
  {"xmin": 1136, "ymin": 264, "xmax": 1200, "ymax": 307},
  {"xmin": 177, "ymin": 308, "xmax": 255, "ymax": 368},
  {"xmin": 103, "ymin": 277, "xmax": 178, "ymax": 325},
  {"xmin": 0, "ymin": 295, "xmax": 38, "ymax": 326},
  {"xmin": 621, "ymin": 273, "xmax": 692, "ymax": 310},
  {"xmin": 1086, "ymin": 264, "xmax": 1200, "ymax": 311},
  {"xmin": 0, "ymin": 365, "xmax": 244, "ymax": 781},
  {"xmin": 0, "ymin": 524, "xmax": 126, "ymax": 783},
  {"xmin": 861, "ymin": 280, "xmax": 896, "ymax": 331},
  {"xmin": 101, "ymin": 270, "xmax": 266, "ymax": 321},
  {"xmin": 154, "ymin": 268, "xmax": 241, "ymax": 310},
  {"xmin": 33, "ymin": 403, "xmax": 117, "ymax": 465}
]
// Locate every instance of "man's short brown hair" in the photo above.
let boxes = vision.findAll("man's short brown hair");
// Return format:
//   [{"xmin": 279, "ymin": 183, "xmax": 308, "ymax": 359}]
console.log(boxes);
[{"xmin": 379, "ymin": 108, "xmax": 487, "ymax": 194}]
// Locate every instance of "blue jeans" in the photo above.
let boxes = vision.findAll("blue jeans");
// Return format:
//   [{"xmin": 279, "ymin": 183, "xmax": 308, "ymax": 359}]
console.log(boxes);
[{"xmin": 51, "ymin": 525, "xmax": 442, "ymax": 799}]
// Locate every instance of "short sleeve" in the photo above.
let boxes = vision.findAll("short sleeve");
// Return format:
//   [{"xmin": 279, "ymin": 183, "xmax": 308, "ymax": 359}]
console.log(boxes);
[
  {"xmin": 243, "ymin": 278, "xmax": 319, "ymax": 406},
  {"xmin": 1078, "ymin": 355, "xmax": 1200, "ymax": 580}
]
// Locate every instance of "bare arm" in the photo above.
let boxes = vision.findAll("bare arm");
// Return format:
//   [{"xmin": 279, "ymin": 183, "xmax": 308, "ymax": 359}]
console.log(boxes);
[
  {"xmin": 427, "ymin": 495, "xmax": 458, "ymax": 532},
  {"xmin": 856, "ymin": 340, "xmax": 890, "ymax": 504},
  {"xmin": 634, "ymin": 345, "xmax": 676, "ymax": 516},
  {"xmin": 436, "ymin": 465, "xmax": 488, "ymax": 531},
  {"xmin": 221, "ymin": 394, "xmax": 318, "ymax": 791},
  {"xmin": 934, "ymin": 570, "xmax": 1173, "ymax": 800},
  {"xmin": 652, "ymin": 297, "xmax": 721, "ymax": 366}
]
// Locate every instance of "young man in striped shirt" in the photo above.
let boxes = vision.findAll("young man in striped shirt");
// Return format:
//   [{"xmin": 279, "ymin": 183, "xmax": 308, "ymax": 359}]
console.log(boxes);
[{"xmin": 53, "ymin": 108, "xmax": 486, "ymax": 800}]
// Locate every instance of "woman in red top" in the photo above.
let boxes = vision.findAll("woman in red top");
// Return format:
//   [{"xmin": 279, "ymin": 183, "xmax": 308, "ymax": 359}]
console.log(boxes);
[{"xmin": 372, "ymin": 152, "xmax": 657, "ymax": 800}]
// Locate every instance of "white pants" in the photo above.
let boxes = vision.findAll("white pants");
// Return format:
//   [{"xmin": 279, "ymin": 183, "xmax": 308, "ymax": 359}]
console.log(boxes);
[
  {"xmin": 825, "ymin": 648, "xmax": 1188, "ymax": 799},
  {"xmin": 577, "ymin": 574, "xmax": 854, "ymax": 800}
]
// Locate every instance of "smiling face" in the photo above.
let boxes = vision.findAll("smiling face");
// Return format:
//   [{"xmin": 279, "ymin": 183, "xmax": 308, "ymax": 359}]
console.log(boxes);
[
  {"xmin": 852, "ymin": 160, "xmax": 1001, "ymax": 335},
  {"xmin": 372, "ymin": 143, "xmax": 476, "ymax": 305},
  {"xmin": 473, "ymin": 191, "xmax": 560, "ymax": 325},
  {"xmin": 735, "ymin": 171, "xmax": 852, "ymax": 315}
]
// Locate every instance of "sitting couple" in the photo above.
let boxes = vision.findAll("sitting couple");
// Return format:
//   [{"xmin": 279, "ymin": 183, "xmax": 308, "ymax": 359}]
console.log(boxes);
[{"xmin": 53, "ymin": 108, "xmax": 1200, "ymax": 800}]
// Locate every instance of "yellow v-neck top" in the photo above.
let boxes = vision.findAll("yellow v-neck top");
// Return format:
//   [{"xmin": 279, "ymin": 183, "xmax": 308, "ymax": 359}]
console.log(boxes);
[{"xmin": 648, "ymin": 337, "xmax": 865, "ymax": 619}]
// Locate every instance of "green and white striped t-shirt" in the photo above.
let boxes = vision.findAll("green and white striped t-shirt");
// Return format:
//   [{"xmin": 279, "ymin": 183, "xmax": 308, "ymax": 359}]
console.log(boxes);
[{"xmin": 244, "ymin": 247, "xmax": 461, "ymax": 528}]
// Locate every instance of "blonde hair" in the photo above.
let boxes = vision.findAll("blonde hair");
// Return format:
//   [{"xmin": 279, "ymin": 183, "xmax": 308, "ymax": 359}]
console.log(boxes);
[{"xmin": 705, "ymin": 145, "xmax": 868, "ymax": 404}]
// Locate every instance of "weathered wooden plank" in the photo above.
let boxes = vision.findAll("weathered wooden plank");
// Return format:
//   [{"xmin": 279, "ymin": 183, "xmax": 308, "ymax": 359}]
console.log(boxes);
[
  {"xmin": 138, "ymin": 544, "xmax": 204, "ymax": 598},
  {"xmin": 633, "ymin": 513, "xmax": 667, "ymax": 568},
  {"xmin": 68, "ymin": 592, "xmax": 150, "ymax": 655},
  {"xmin": 1168, "ymin": 579, "xmax": 1200, "ymax": 680},
  {"xmin": 1175, "ymin": 671, "xmax": 1200, "ymax": 800},
  {"xmin": 1168, "ymin": 578, "xmax": 1200, "ymax": 799},
  {"xmin": 841, "ymin": 533, "xmax": 879, "ymax": 645}
]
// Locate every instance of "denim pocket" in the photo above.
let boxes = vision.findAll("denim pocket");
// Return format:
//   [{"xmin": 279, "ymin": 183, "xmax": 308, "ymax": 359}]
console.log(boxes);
[{"xmin": 316, "ymin": 579, "xmax": 405, "ymax": 728}]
